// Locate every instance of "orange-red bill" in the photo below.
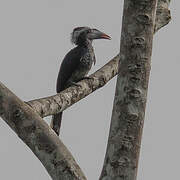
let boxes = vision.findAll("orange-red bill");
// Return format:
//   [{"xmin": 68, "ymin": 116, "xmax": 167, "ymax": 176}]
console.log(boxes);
[{"xmin": 101, "ymin": 34, "xmax": 111, "ymax": 40}]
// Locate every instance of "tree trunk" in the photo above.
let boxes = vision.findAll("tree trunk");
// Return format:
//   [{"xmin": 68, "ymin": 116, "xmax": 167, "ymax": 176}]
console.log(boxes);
[{"xmin": 100, "ymin": 0, "xmax": 158, "ymax": 179}]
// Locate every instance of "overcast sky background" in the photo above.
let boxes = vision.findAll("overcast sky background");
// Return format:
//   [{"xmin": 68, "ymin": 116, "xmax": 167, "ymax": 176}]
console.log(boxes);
[{"xmin": 0, "ymin": 0, "xmax": 179, "ymax": 180}]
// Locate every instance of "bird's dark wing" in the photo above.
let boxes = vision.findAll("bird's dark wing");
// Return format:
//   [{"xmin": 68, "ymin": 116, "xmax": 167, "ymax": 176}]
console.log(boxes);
[
  {"xmin": 52, "ymin": 46, "xmax": 85, "ymax": 136},
  {"xmin": 56, "ymin": 46, "xmax": 85, "ymax": 93}
]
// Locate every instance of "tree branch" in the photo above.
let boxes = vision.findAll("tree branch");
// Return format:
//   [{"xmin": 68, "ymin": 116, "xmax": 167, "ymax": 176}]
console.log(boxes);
[
  {"xmin": 27, "ymin": 54, "xmax": 119, "ymax": 117},
  {"xmin": 0, "ymin": 82, "xmax": 86, "ymax": 180},
  {"xmin": 155, "ymin": 0, "xmax": 171, "ymax": 32},
  {"xmin": 27, "ymin": 0, "xmax": 171, "ymax": 119}
]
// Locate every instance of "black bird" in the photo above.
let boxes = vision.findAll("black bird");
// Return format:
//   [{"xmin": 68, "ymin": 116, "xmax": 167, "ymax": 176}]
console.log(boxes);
[{"xmin": 51, "ymin": 27, "xmax": 111, "ymax": 135}]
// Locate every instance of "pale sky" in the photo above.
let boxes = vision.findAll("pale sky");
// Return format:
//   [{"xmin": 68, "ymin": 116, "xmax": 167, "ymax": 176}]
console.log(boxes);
[{"xmin": 0, "ymin": 1, "xmax": 179, "ymax": 180}]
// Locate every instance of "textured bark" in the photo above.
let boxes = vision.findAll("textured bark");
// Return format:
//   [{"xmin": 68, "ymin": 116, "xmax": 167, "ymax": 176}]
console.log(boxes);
[
  {"xmin": 0, "ymin": 82, "xmax": 86, "ymax": 180},
  {"xmin": 155, "ymin": 0, "xmax": 171, "ymax": 32},
  {"xmin": 100, "ymin": 0, "xmax": 157, "ymax": 180}
]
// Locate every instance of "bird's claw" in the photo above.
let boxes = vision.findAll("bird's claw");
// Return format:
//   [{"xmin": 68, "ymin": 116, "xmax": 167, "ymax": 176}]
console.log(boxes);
[{"xmin": 69, "ymin": 81, "xmax": 82, "ymax": 88}]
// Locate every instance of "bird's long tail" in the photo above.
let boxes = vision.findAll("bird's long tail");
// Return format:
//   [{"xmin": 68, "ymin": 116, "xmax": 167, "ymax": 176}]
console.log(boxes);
[{"xmin": 50, "ymin": 112, "xmax": 63, "ymax": 136}]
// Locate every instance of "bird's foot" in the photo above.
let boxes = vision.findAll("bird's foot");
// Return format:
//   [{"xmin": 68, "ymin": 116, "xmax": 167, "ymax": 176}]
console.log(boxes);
[{"xmin": 69, "ymin": 81, "xmax": 82, "ymax": 88}]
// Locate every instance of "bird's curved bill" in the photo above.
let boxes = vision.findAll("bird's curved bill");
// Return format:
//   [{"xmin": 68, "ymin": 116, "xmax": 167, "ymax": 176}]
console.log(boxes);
[
  {"xmin": 88, "ymin": 29, "xmax": 111, "ymax": 40},
  {"xmin": 100, "ymin": 33, "xmax": 111, "ymax": 40}
]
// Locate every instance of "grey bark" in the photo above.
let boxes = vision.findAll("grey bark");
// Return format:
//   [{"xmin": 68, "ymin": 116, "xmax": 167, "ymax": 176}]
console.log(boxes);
[
  {"xmin": 0, "ymin": 82, "xmax": 86, "ymax": 180},
  {"xmin": 155, "ymin": 0, "xmax": 171, "ymax": 32},
  {"xmin": 100, "ymin": 0, "xmax": 158, "ymax": 180}
]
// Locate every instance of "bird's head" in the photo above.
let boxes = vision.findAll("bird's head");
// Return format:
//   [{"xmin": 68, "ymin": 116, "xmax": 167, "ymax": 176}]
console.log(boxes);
[{"xmin": 71, "ymin": 27, "xmax": 111, "ymax": 45}]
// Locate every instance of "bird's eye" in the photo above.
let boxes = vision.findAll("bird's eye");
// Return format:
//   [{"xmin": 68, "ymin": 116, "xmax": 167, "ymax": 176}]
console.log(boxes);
[{"xmin": 92, "ymin": 28, "xmax": 98, "ymax": 31}]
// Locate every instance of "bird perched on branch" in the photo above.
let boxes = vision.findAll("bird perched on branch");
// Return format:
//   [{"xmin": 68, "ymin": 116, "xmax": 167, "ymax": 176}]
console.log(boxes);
[{"xmin": 51, "ymin": 27, "xmax": 111, "ymax": 136}]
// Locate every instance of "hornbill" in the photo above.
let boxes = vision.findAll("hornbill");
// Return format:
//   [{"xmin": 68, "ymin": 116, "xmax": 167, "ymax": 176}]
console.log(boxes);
[{"xmin": 51, "ymin": 27, "xmax": 111, "ymax": 135}]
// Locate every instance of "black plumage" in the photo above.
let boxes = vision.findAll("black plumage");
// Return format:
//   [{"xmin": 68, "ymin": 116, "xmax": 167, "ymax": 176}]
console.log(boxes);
[{"xmin": 51, "ymin": 27, "xmax": 111, "ymax": 135}]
